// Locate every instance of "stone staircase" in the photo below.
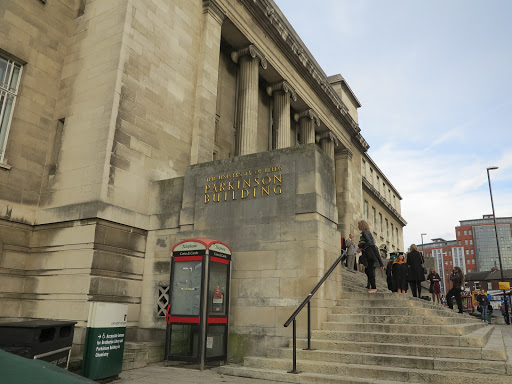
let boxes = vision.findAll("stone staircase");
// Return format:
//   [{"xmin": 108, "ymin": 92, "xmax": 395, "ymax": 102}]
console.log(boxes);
[{"xmin": 219, "ymin": 268, "xmax": 512, "ymax": 384}]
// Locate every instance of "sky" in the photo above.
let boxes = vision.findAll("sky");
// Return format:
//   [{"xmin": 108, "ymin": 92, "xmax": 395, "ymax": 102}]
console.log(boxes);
[{"xmin": 274, "ymin": 0, "xmax": 512, "ymax": 249}]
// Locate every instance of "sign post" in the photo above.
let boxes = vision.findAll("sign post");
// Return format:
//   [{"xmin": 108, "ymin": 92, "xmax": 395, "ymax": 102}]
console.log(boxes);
[{"xmin": 82, "ymin": 302, "xmax": 128, "ymax": 380}]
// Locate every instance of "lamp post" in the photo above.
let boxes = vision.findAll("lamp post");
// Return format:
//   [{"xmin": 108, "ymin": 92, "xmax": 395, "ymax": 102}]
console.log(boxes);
[
  {"xmin": 487, "ymin": 166, "xmax": 510, "ymax": 325},
  {"xmin": 421, "ymin": 233, "xmax": 427, "ymax": 258}
]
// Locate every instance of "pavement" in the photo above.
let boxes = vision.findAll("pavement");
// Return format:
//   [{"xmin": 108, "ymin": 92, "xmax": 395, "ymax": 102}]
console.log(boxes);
[{"xmin": 118, "ymin": 324, "xmax": 512, "ymax": 384}]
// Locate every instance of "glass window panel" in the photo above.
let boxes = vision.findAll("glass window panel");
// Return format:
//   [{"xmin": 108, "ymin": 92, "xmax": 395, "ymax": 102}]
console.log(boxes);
[
  {"xmin": 207, "ymin": 261, "xmax": 228, "ymax": 315},
  {"xmin": 170, "ymin": 260, "xmax": 202, "ymax": 316}
]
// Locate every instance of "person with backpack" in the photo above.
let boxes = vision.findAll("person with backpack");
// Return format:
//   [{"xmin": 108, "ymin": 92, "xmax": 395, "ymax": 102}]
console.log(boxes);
[{"xmin": 446, "ymin": 267, "xmax": 465, "ymax": 313}]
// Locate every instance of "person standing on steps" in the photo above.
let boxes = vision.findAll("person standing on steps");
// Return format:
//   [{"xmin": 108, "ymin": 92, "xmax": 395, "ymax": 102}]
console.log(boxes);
[
  {"xmin": 476, "ymin": 290, "xmax": 489, "ymax": 322},
  {"xmin": 356, "ymin": 220, "xmax": 384, "ymax": 293},
  {"xmin": 392, "ymin": 253, "xmax": 408, "ymax": 294},
  {"xmin": 446, "ymin": 267, "xmax": 465, "ymax": 313},
  {"xmin": 406, "ymin": 244, "xmax": 425, "ymax": 298},
  {"xmin": 426, "ymin": 268, "xmax": 442, "ymax": 304},
  {"xmin": 345, "ymin": 233, "xmax": 357, "ymax": 273}
]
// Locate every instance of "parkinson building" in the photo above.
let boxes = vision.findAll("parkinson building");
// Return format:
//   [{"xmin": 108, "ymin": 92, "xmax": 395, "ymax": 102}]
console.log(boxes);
[{"xmin": 0, "ymin": 0, "xmax": 405, "ymax": 363}]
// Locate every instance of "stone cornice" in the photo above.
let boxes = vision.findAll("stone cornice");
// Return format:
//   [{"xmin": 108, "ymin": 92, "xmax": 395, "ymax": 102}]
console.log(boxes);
[
  {"xmin": 266, "ymin": 80, "xmax": 297, "ymax": 101},
  {"xmin": 231, "ymin": 44, "xmax": 268, "ymax": 69},
  {"xmin": 238, "ymin": 0, "xmax": 369, "ymax": 153},
  {"xmin": 294, "ymin": 109, "xmax": 320, "ymax": 126},
  {"xmin": 362, "ymin": 177, "xmax": 407, "ymax": 226},
  {"xmin": 203, "ymin": 0, "xmax": 225, "ymax": 24}
]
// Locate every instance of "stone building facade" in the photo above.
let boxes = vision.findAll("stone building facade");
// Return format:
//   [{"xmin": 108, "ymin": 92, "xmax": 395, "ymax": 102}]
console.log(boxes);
[{"xmin": 0, "ymin": 0, "xmax": 405, "ymax": 362}]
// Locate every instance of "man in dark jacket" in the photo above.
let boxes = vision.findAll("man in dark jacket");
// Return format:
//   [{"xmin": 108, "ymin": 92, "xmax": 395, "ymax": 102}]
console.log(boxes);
[{"xmin": 406, "ymin": 244, "xmax": 425, "ymax": 298}]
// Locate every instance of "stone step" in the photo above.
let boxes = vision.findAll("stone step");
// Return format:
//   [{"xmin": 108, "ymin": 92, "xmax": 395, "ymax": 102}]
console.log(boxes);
[
  {"xmin": 240, "ymin": 356, "xmax": 512, "ymax": 383},
  {"xmin": 321, "ymin": 321, "xmax": 484, "ymax": 336},
  {"xmin": 267, "ymin": 347, "xmax": 508, "ymax": 373},
  {"xmin": 327, "ymin": 313, "xmax": 479, "ymax": 325},
  {"xmin": 331, "ymin": 305, "xmax": 470, "ymax": 317},
  {"xmin": 294, "ymin": 338, "xmax": 507, "ymax": 361},
  {"xmin": 220, "ymin": 365, "xmax": 403, "ymax": 384},
  {"xmin": 311, "ymin": 325, "xmax": 493, "ymax": 347}
]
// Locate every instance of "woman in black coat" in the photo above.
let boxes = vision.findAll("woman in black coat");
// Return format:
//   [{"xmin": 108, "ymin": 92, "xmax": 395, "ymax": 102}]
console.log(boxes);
[
  {"xmin": 406, "ymin": 244, "xmax": 425, "ymax": 298},
  {"xmin": 357, "ymin": 220, "xmax": 384, "ymax": 293}
]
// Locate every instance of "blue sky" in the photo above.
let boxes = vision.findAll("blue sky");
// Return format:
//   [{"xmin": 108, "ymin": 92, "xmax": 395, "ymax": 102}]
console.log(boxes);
[{"xmin": 274, "ymin": 0, "xmax": 512, "ymax": 248}]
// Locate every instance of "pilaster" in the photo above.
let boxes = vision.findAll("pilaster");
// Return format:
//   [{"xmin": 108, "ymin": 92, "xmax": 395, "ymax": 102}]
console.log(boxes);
[
  {"xmin": 318, "ymin": 132, "xmax": 336, "ymax": 161},
  {"xmin": 189, "ymin": 0, "xmax": 225, "ymax": 165}
]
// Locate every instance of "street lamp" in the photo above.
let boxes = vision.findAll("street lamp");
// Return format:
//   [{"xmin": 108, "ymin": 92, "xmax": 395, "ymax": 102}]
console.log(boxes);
[
  {"xmin": 421, "ymin": 233, "xmax": 427, "ymax": 258},
  {"xmin": 487, "ymin": 166, "xmax": 510, "ymax": 325}
]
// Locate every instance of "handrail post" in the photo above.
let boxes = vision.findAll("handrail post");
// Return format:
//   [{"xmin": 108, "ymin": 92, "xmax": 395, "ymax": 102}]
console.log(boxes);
[
  {"xmin": 287, "ymin": 319, "xmax": 299, "ymax": 374},
  {"xmin": 304, "ymin": 301, "xmax": 312, "ymax": 350}
]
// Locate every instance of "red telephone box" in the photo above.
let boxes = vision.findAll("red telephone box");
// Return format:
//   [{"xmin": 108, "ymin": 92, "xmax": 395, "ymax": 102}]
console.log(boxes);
[{"xmin": 165, "ymin": 239, "xmax": 231, "ymax": 368}]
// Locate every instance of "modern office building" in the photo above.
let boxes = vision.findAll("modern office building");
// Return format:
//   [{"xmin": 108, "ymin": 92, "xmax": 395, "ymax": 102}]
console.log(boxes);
[
  {"xmin": 457, "ymin": 215, "xmax": 512, "ymax": 272},
  {"xmin": 0, "ymin": 0, "xmax": 406, "ymax": 365},
  {"xmin": 419, "ymin": 215, "xmax": 512, "ymax": 293}
]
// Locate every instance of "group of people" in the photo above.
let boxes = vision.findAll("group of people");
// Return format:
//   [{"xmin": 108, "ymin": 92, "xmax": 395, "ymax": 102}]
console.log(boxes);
[
  {"xmin": 342, "ymin": 220, "xmax": 467, "ymax": 314},
  {"xmin": 385, "ymin": 244, "xmax": 426, "ymax": 297}
]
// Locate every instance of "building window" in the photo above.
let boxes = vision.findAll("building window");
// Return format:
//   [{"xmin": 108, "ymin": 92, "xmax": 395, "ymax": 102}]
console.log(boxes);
[
  {"xmin": 372, "ymin": 207, "xmax": 376, "ymax": 229},
  {"xmin": 0, "ymin": 54, "xmax": 22, "ymax": 163},
  {"xmin": 395, "ymin": 228, "xmax": 399, "ymax": 244},
  {"xmin": 469, "ymin": 239, "xmax": 473, "ymax": 245},
  {"xmin": 370, "ymin": 168, "xmax": 374, "ymax": 185},
  {"xmin": 385, "ymin": 219, "xmax": 389, "ymax": 239},
  {"xmin": 467, "ymin": 259, "xmax": 470, "ymax": 265},
  {"xmin": 156, "ymin": 285, "xmax": 170, "ymax": 317},
  {"xmin": 391, "ymin": 223, "xmax": 394, "ymax": 240},
  {"xmin": 376, "ymin": 175, "xmax": 380, "ymax": 192},
  {"xmin": 472, "ymin": 259, "xmax": 475, "ymax": 264},
  {"xmin": 364, "ymin": 200, "xmax": 368, "ymax": 220},
  {"xmin": 464, "ymin": 230, "xmax": 467, "ymax": 235},
  {"xmin": 471, "ymin": 249, "xmax": 474, "ymax": 254},
  {"xmin": 465, "ymin": 250, "xmax": 469, "ymax": 255},
  {"xmin": 465, "ymin": 240, "xmax": 468, "ymax": 245},
  {"xmin": 362, "ymin": 159, "xmax": 366, "ymax": 178},
  {"xmin": 379, "ymin": 213, "xmax": 383, "ymax": 232},
  {"xmin": 448, "ymin": 251, "xmax": 451, "ymax": 256},
  {"xmin": 457, "ymin": 230, "xmax": 460, "ymax": 236},
  {"xmin": 458, "ymin": 240, "xmax": 461, "ymax": 246}
]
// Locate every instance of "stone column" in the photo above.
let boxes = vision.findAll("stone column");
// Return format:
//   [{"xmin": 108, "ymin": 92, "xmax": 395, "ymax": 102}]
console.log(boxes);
[
  {"xmin": 189, "ymin": 0, "xmax": 225, "ymax": 165},
  {"xmin": 318, "ymin": 132, "xmax": 336, "ymax": 161},
  {"xmin": 266, "ymin": 81, "xmax": 297, "ymax": 149},
  {"xmin": 231, "ymin": 45, "xmax": 267, "ymax": 156},
  {"xmin": 294, "ymin": 109, "xmax": 320, "ymax": 144}
]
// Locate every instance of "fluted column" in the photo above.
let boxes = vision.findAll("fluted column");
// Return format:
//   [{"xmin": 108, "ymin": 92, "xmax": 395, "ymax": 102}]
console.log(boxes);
[
  {"xmin": 267, "ymin": 81, "xmax": 297, "ymax": 149},
  {"xmin": 318, "ymin": 132, "xmax": 336, "ymax": 161},
  {"xmin": 231, "ymin": 45, "xmax": 267, "ymax": 156},
  {"xmin": 294, "ymin": 109, "xmax": 320, "ymax": 144}
]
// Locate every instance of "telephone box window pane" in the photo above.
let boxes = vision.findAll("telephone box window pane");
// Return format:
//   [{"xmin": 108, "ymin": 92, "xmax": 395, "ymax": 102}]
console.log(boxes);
[
  {"xmin": 205, "ymin": 324, "xmax": 226, "ymax": 359},
  {"xmin": 171, "ymin": 260, "xmax": 202, "ymax": 316},
  {"xmin": 208, "ymin": 261, "xmax": 228, "ymax": 315},
  {"xmin": 169, "ymin": 324, "xmax": 200, "ymax": 357}
]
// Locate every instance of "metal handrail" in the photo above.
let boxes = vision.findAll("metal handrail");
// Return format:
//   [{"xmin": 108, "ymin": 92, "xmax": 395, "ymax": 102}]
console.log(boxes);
[{"xmin": 283, "ymin": 250, "xmax": 346, "ymax": 374}]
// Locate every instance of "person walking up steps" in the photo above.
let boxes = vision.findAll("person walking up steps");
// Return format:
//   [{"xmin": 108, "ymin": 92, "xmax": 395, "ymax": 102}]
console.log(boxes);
[{"xmin": 357, "ymin": 220, "xmax": 384, "ymax": 293}]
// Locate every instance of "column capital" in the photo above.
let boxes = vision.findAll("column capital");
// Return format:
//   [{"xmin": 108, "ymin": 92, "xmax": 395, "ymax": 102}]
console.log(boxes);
[
  {"xmin": 231, "ymin": 45, "xmax": 268, "ymax": 69},
  {"xmin": 317, "ymin": 131, "xmax": 338, "ymax": 145},
  {"xmin": 202, "ymin": 0, "xmax": 225, "ymax": 24},
  {"xmin": 266, "ymin": 80, "xmax": 297, "ymax": 101},
  {"xmin": 335, "ymin": 147, "xmax": 353, "ymax": 160},
  {"xmin": 294, "ymin": 109, "xmax": 320, "ymax": 126}
]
